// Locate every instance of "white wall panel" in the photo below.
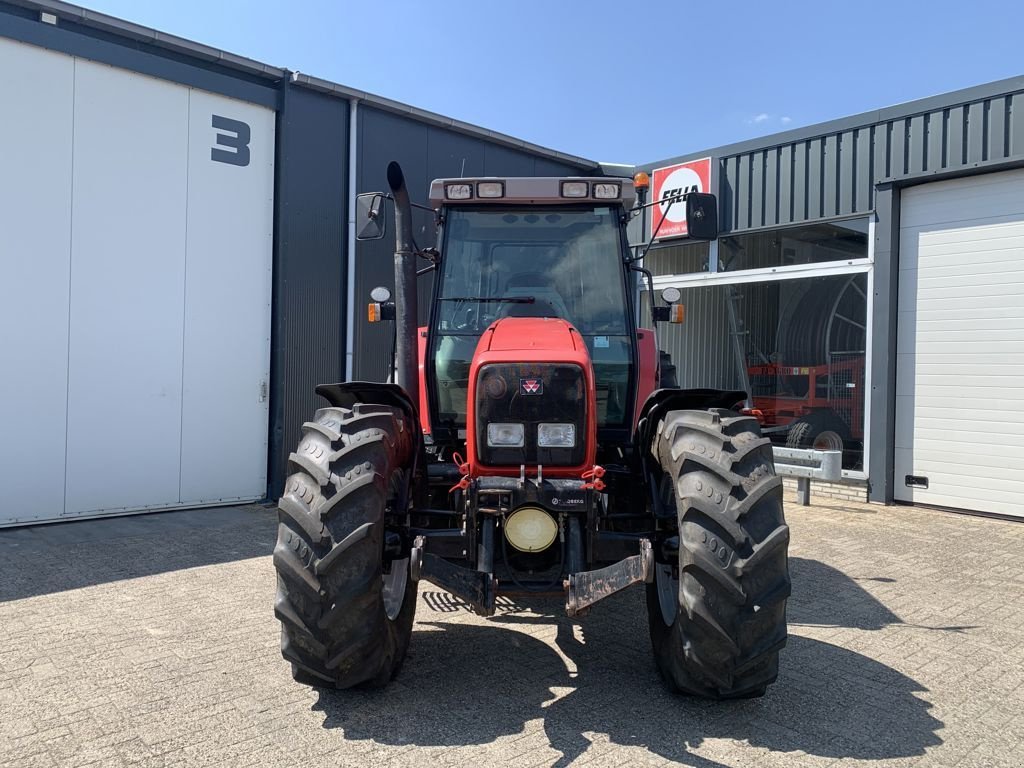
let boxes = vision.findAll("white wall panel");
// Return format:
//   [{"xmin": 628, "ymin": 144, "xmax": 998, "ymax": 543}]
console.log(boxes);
[
  {"xmin": 64, "ymin": 60, "xmax": 189, "ymax": 514},
  {"xmin": 895, "ymin": 169, "xmax": 1024, "ymax": 517},
  {"xmin": 178, "ymin": 90, "xmax": 274, "ymax": 503},
  {"xmin": 0, "ymin": 39, "xmax": 74, "ymax": 525}
]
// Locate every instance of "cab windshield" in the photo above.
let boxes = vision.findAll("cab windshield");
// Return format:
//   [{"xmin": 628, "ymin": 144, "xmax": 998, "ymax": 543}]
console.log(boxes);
[{"xmin": 432, "ymin": 205, "xmax": 633, "ymax": 428}]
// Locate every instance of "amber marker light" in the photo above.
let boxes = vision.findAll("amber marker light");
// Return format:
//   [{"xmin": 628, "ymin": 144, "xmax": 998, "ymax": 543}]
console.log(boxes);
[
  {"xmin": 368, "ymin": 303, "xmax": 382, "ymax": 322},
  {"xmin": 633, "ymin": 171, "xmax": 650, "ymax": 190}
]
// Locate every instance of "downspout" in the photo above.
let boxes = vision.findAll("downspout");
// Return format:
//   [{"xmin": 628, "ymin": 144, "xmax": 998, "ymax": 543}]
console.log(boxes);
[{"xmin": 344, "ymin": 98, "xmax": 359, "ymax": 381}]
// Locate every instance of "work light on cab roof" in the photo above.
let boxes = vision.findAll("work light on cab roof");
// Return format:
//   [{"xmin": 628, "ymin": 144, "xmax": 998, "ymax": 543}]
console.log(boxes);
[{"xmin": 432, "ymin": 176, "xmax": 636, "ymax": 207}]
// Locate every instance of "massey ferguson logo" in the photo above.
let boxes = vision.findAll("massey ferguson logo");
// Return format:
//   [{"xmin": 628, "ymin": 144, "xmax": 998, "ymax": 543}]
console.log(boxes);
[{"xmin": 520, "ymin": 378, "xmax": 543, "ymax": 395}]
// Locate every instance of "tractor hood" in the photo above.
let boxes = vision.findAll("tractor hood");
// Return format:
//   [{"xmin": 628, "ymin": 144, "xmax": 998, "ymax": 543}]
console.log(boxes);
[
  {"xmin": 482, "ymin": 317, "xmax": 584, "ymax": 354},
  {"xmin": 465, "ymin": 317, "xmax": 598, "ymax": 478}
]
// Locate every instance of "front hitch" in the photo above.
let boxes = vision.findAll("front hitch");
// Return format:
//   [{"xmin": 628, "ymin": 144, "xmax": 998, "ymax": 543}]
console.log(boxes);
[
  {"xmin": 564, "ymin": 539, "xmax": 654, "ymax": 617},
  {"xmin": 410, "ymin": 536, "xmax": 497, "ymax": 617}
]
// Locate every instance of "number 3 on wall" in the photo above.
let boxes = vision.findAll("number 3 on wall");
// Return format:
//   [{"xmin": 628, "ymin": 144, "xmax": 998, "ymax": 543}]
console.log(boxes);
[{"xmin": 211, "ymin": 115, "xmax": 251, "ymax": 167}]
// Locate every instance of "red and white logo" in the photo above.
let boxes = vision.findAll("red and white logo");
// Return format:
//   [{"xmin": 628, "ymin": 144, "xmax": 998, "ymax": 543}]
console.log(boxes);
[
  {"xmin": 520, "ymin": 379, "xmax": 543, "ymax": 395},
  {"xmin": 650, "ymin": 157, "xmax": 712, "ymax": 240}
]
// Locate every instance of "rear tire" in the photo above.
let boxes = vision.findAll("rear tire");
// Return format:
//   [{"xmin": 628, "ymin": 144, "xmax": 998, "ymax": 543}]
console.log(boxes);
[
  {"xmin": 273, "ymin": 403, "xmax": 417, "ymax": 689},
  {"xmin": 646, "ymin": 408, "xmax": 790, "ymax": 699}
]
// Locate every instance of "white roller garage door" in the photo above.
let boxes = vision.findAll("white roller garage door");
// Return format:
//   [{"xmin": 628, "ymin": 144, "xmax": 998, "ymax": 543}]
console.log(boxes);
[
  {"xmin": 0, "ymin": 38, "xmax": 274, "ymax": 526},
  {"xmin": 896, "ymin": 169, "xmax": 1024, "ymax": 517}
]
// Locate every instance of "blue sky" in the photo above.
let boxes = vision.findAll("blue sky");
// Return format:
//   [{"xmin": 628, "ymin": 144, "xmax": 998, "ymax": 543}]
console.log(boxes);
[{"xmin": 83, "ymin": 0, "xmax": 1023, "ymax": 165}]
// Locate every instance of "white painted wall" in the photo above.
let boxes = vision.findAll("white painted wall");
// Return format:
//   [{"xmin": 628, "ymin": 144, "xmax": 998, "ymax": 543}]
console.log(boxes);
[
  {"xmin": 179, "ymin": 90, "xmax": 275, "ymax": 504},
  {"xmin": 896, "ymin": 169, "xmax": 1024, "ymax": 517},
  {"xmin": 64, "ymin": 60, "xmax": 190, "ymax": 515},
  {"xmin": 0, "ymin": 39, "xmax": 274, "ymax": 526},
  {"xmin": 0, "ymin": 40, "xmax": 74, "ymax": 523}
]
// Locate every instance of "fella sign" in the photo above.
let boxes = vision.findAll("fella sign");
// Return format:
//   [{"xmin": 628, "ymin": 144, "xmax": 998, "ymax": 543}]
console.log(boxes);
[{"xmin": 651, "ymin": 158, "xmax": 712, "ymax": 240}]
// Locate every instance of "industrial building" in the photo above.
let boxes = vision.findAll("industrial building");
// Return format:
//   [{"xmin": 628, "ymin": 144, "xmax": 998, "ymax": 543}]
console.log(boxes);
[
  {"xmin": 640, "ymin": 81, "xmax": 1024, "ymax": 517},
  {"xmin": 1, "ymin": 0, "xmax": 1021, "ymax": 524}
]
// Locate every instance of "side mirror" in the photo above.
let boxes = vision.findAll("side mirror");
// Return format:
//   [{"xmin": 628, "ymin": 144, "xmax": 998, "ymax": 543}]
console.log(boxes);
[
  {"xmin": 356, "ymin": 192, "xmax": 387, "ymax": 240},
  {"xmin": 686, "ymin": 192, "xmax": 718, "ymax": 241}
]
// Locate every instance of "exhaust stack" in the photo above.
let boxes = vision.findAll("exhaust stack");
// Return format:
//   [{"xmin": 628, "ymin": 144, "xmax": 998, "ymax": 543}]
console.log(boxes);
[{"xmin": 386, "ymin": 161, "xmax": 419, "ymax": 410}]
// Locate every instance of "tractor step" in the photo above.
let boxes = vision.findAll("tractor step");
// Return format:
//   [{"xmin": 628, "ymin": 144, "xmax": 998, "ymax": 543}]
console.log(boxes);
[
  {"xmin": 410, "ymin": 536, "xmax": 497, "ymax": 617},
  {"xmin": 564, "ymin": 539, "xmax": 654, "ymax": 617}
]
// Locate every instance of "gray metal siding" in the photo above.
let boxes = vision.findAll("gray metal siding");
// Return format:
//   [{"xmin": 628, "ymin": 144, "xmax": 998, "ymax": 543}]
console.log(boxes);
[
  {"xmin": 658, "ymin": 286, "xmax": 735, "ymax": 390},
  {"xmin": 352, "ymin": 106, "xmax": 590, "ymax": 382},
  {"xmin": 672, "ymin": 84, "xmax": 1024, "ymax": 235},
  {"xmin": 268, "ymin": 84, "xmax": 349, "ymax": 496}
]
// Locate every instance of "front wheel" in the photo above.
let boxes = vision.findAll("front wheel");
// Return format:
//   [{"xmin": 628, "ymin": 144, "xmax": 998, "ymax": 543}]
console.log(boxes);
[
  {"xmin": 273, "ymin": 403, "xmax": 417, "ymax": 689},
  {"xmin": 646, "ymin": 408, "xmax": 790, "ymax": 699}
]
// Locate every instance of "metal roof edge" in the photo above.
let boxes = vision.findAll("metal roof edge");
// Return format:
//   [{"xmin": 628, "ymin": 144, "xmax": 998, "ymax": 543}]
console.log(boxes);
[
  {"xmin": 7, "ymin": 0, "xmax": 286, "ymax": 77},
  {"xmin": 4, "ymin": 0, "xmax": 598, "ymax": 171},
  {"xmin": 640, "ymin": 74, "xmax": 1024, "ymax": 169}
]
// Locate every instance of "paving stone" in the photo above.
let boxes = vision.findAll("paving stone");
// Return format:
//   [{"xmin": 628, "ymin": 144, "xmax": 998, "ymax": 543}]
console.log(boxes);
[{"xmin": 2, "ymin": 496, "xmax": 1023, "ymax": 766}]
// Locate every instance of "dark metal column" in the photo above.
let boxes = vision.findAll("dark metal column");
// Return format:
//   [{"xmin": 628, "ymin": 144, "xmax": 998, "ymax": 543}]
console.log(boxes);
[{"xmin": 868, "ymin": 183, "xmax": 900, "ymax": 503}]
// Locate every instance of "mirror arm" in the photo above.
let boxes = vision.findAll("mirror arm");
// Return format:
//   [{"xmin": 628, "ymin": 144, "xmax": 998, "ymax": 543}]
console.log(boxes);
[
  {"xmin": 626, "ymin": 196, "xmax": 676, "ymax": 264},
  {"xmin": 382, "ymin": 192, "xmax": 434, "ymax": 213},
  {"xmin": 632, "ymin": 195, "xmax": 678, "ymax": 214},
  {"xmin": 416, "ymin": 264, "xmax": 436, "ymax": 277},
  {"xmin": 628, "ymin": 263, "xmax": 658, "ymax": 327}
]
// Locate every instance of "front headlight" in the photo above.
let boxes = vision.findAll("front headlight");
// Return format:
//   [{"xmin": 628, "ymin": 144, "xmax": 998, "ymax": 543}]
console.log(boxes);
[
  {"xmin": 537, "ymin": 423, "xmax": 576, "ymax": 448},
  {"xmin": 487, "ymin": 423, "xmax": 525, "ymax": 447}
]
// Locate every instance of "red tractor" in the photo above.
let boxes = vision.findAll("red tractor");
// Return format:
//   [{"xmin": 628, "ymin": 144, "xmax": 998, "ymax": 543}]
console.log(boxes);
[
  {"xmin": 749, "ymin": 357, "xmax": 865, "ymax": 462},
  {"xmin": 273, "ymin": 163, "xmax": 790, "ymax": 699}
]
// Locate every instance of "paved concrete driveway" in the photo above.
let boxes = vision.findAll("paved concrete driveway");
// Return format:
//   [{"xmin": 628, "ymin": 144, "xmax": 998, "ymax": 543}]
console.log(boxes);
[{"xmin": 1, "ymin": 495, "xmax": 1023, "ymax": 767}]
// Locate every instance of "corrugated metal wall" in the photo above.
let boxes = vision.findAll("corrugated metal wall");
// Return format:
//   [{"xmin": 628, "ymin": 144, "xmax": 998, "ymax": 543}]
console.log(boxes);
[
  {"xmin": 269, "ymin": 84, "xmax": 349, "ymax": 495},
  {"xmin": 718, "ymin": 90, "xmax": 1024, "ymax": 232},
  {"xmin": 653, "ymin": 285, "xmax": 736, "ymax": 390},
  {"xmin": 353, "ymin": 105, "xmax": 591, "ymax": 382}
]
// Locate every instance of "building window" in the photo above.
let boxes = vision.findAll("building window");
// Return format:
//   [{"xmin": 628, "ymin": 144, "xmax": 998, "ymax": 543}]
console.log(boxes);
[
  {"xmin": 719, "ymin": 219, "xmax": 869, "ymax": 272},
  {"xmin": 644, "ymin": 241, "xmax": 710, "ymax": 275},
  {"xmin": 653, "ymin": 272, "xmax": 868, "ymax": 471}
]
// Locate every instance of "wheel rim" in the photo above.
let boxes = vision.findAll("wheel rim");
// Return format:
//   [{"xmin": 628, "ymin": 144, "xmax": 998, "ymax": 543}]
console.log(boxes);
[
  {"xmin": 382, "ymin": 558, "xmax": 409, "ymax": 621},
  {"xmin": 655, "ymin": 563, "xmax": 678, "ymax": 626},
  {"xmin": 382, "ymin": 469, "xmax": 410, "ymax": 622},
  {"xmin": 812, "ymin": 430, "xmax": 844, "ymax": 452}
]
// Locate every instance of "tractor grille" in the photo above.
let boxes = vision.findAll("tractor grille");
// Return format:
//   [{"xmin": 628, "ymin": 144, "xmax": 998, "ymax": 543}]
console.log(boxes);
[{"xmin": 475, "ymin": 363, "xmax": 586, "ymax": 467}]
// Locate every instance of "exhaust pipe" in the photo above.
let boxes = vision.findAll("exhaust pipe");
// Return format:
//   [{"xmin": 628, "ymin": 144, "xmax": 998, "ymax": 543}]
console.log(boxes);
[{"xmin": 386, "ymin": 161, "xmax": 419, "ymax": 410}]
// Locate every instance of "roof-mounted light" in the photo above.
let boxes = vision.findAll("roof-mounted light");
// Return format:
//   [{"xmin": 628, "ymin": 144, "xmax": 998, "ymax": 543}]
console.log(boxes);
[
  {"xmin": 593, "ymin": 182, "xmax": 620, "ymax": 199},
  {"xmin": 477, "ymin": 181, "xmax": 505, "ymax": 198},
  {"xmin": 633, "ymin": 171, "xmax": 650, "ymax": 190},
  {"xmin": 560, "ymin": 181, "xmax": 589, "ymax": 198},
  {"xmin": 445, "ymin": 183, "xmax": 473, "ymax": 200}
]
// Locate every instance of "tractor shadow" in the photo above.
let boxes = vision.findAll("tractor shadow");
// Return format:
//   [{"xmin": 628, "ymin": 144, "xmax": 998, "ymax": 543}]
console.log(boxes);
[
  {"xmin": 788, "ymin": 557, "xmax": 977, "ymax": 634},
  {"xmin": 313, "ymin": 559, "xmax": 944, "ymax": 766},
  {"xmin": 788, "ymin": 556, "xmax": 902, "ymax": 630}
]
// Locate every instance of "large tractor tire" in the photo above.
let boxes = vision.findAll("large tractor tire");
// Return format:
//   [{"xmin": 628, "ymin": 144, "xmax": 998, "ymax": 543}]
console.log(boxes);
[
  {"xmin": 646, "ymin": 408, "xmax": 790, "ymax": 699},
  {"xmin": 273, "ymin": 403, "xmax": 417, "ymax": 689}
]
